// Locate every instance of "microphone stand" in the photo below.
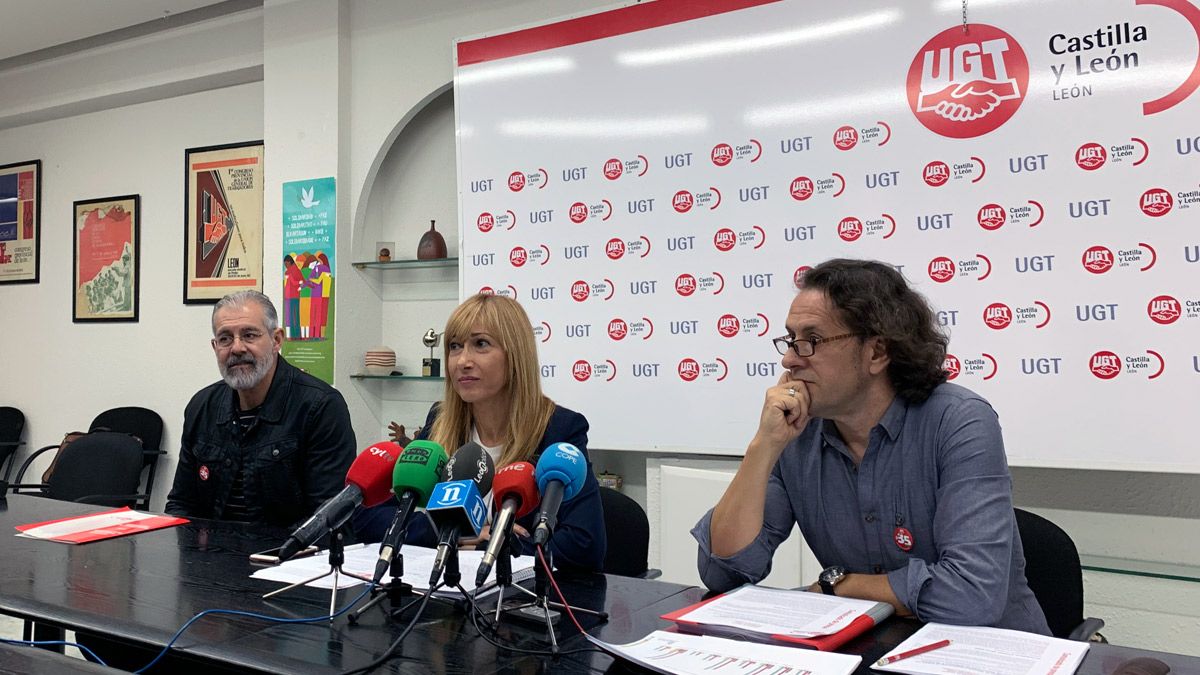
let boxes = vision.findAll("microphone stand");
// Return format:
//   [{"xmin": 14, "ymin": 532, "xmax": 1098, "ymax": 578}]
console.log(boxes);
[
  {"xmin": 432, "ymin": 536, "xmax": 462, "ymax": 589},
  {"xmin": 347, "ymin": 546, "xmax": 414, "ymax": 624},
  {"xmin": 496, "ymin": 546, "xmax": 608, "ymax": 652},
  {"xmin": 491, "ymin": 533, "xmax": 515, "ymax": 624},
  {"xmin": 262, "ymin": 525, "xmax": 370, "ymax": 621},
  {"xmin": 350, "ymin": 537, "xmax": 461, "ymax": 623}
]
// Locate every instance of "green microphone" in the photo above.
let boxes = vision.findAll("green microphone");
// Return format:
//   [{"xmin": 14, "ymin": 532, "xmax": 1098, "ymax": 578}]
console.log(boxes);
[{"xmin": 373, "ymin": 440, "xmax": 448, "ymax": 584}]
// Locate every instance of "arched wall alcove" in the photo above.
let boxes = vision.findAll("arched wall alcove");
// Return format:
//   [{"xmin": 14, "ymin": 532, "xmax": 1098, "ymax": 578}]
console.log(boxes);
[
  {"xmin": 354, "ymin": 81, "xmax": 456, "ymax": 263},
  {"xmin": 347, "ymin": 81, "xmax": 458, "ymax": 434}
]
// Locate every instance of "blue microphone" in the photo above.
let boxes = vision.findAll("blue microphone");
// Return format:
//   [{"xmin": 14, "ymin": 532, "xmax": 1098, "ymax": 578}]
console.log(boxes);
[
  {"xmin": 531, "ymin": 442, "xmax": 587, "ymax": 546},
  {"xmin": 425, "ymin": 442, "xmax": 493, "ymax": 585}
]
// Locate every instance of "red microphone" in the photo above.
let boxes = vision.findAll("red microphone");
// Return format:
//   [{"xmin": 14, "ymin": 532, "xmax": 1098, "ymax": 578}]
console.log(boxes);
[
  {"xmin": 346, "ymin": 441, "xmax": 404, "ymax": 507},
  {"xmin": 279, "ymin": 441, "xmax": 402, "ymax": 561},
  {"xmin": 476, "ymin": 462, "xmax": 539, "ymax": 585}
]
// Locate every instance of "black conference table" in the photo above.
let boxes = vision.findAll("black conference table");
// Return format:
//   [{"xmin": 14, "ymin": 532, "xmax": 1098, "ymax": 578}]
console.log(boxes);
[
  {"xmin": 0, "ymin": 641, "xmax": 118, "ymax": 674},
  {"xmin": 0, "ymin": 494, "xmax": 1195, "ymax": 674}
]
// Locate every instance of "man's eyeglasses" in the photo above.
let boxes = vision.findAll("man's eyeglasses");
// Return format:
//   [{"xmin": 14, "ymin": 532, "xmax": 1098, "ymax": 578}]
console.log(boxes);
[
  {"xmin": 213, "ymin": 331, "xmax": 265, "ymax": 350},
  {"xmin": 772, "ymin": 333, "xmax": 860, "ymax": 358}
]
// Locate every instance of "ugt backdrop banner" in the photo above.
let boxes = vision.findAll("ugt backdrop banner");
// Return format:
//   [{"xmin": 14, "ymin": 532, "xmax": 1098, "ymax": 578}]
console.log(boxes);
[{"xmin": 454, "ymin": 0, "xmax": 1200, "ymax": 471}]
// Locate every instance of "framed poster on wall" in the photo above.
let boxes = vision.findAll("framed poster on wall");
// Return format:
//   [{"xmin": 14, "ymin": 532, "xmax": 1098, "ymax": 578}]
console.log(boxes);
[
  {"xmin": 73, "ymin": 195, "xmax": 140, "ymax": 323},
  {"xmin": 0, "ymin": 159, "xmax": 41, "ymax": 284},
  {"xmin": 183, "ymin": 141, "xmax": 264, "ymax": 304}
]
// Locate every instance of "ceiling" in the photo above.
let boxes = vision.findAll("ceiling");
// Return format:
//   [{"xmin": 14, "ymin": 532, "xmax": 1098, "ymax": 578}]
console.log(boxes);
[{"xmin": 0, "ymin": 0, "xmax": 230, "ymax": 61}]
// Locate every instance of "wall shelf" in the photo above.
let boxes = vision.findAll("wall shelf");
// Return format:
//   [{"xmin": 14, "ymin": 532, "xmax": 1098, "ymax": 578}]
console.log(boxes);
[
  {"xmin": 353, "ymin": 257, "xmax": 458, "ymax": 270},
  {"xmin": 350, "ymin": 374, "xmax": 445, "ymax": 381},
  {"xmin": 1080, "ymin": 555, "xmax": 1200, "ymax": 583}
]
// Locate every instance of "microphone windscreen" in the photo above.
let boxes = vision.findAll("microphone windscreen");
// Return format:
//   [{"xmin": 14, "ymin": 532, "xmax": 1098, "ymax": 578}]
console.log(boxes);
[
  {"xmin": 492, "ymin": 462, "xmax": 539, "ymax": 517},
  {"xmin": 535, "ymin": 442, "xmax": 586, "ymax": 502},
  {"xmin": 393, "ymin": 440, "xmax": 448, "ymax": 505},
  {"xmin": 445, "ymin": 441, "xmax": 495, "ymax": 494},
  {"xmin": 346, "ymin": 441, "xmax": 403, "ymax": 507}
]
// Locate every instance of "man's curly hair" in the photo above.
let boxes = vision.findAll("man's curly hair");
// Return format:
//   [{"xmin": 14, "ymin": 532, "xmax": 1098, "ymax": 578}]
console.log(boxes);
[{"xmin": 799, "ymin": 259, "xmax": 949, "ymax": 403}]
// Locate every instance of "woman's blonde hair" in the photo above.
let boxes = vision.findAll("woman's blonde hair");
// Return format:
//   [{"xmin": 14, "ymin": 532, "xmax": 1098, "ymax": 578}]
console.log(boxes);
[{"xmin": 428, "ymin": 294, "xmax": 555, "ymax": 467}]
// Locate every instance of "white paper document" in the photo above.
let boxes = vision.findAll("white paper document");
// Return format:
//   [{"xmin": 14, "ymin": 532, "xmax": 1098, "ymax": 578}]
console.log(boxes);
[
  {"xmin": 676, "ymin": 584, "xmax": 886, "ymax": 638},
  {"xmin": 586, "ymin": 630, "xmax": 862, "ymax": 675},
  {"xmin": 250, "ymin": 543, "xmax": 535, "ymax": 597},
  {"xmin": 872, "ymin": 623, "xmax": 1089, "ymax": 675}
]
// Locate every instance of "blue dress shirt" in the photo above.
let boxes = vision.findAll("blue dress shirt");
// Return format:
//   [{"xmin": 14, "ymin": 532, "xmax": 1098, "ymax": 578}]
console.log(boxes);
[{"xmin": 693, "ymin": 382, "xmax": 1051, "ymax": 635}]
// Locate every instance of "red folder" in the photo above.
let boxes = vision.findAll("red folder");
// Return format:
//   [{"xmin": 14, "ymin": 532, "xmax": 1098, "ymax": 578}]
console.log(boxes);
[
  {"xmin": 16, "ymin": 507, "xmax": 188, "ymax": 544},
  {"xmin": 661, "ymin": 591, "xmax": 886, "ymax": 651}
]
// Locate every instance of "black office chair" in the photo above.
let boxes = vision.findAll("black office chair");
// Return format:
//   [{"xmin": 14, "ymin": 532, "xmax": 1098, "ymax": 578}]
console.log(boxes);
[
  {"xmin": 0, "ymin": 406, "xmax": 25, "ymax": 485},
  {"xmin": 1015, "ymin": 508, "xmax": 1106, "ymax": 641},
  {"xmin": 599, "ymin": 486, "xmax": 661, "ymax": 579},
  {"xmin": 88, "ymin": 406, "xmax": 166, "ymax": 510},
  {"xmin": 9, "ymin": 431, "xmax": 147, "ymax": 507}
]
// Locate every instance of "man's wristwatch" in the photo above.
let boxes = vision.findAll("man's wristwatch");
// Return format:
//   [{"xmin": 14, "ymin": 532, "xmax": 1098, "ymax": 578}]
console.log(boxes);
[{"xmin": 818, "ymin": 565, "xmax": 846, "ymax": 595}]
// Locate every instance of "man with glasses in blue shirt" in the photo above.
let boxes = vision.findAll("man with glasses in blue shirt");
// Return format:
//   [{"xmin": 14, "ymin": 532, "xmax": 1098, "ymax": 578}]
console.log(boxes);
[
  {"xmin": 165, "ymin": 290, "xmax": 355, "ymax": 527},
  {"xmin": 693, "ymin": 259, "xmax": 1050, "ymax": 635}
]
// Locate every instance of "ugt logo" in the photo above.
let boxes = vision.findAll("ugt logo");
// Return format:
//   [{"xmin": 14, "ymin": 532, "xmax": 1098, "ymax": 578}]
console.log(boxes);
[
  {"xmin": 833, "ymin": 126, "xmax": 858, "ymax": 151},
  {"xmin": 1140, "ymin": 188, "xmax": 1173, "ymax": 217},
  {"xmin": 508, "ymin": 171, "xmax": 526, "ymax": 191},
  {"xmin": 923, "ymin": 161, "xmax": 950, "ymax": 187},
  {"xmin": 569, "ymin": 203, "xmax": 588, "ymax": 223},
  {"xmin": 983, "ymin": 302, "xmax": 1012, "ymax": 329},
  {"xmin": 1089, "ymin": 351, "xmax": 1121, "ymax": 380},
  {"xmin": 790, "ymin": 177, "xmax": 814, "ymax": 200},
  {"xmin": 1147, "ymin": 295, "xmax": 1181, "ymax": 324},
  {"xmin": 1082, "ymin": 246, "xmax": 1114, "ymax": 274},
  {"xmin": 678, "ymin": 358, "xmax": 700, "ymax": 382},
  {"xmin": 907, "ymin": 24, "xmax": 1029, "ymax": 138},
  {"xmin": 928, "ymin": 256, "xmax": 956, "ymax": 283},
  {"xmin": 1076, "ymin": 143, "xmax": 1107, "ymax": 170},
  {"xmin": 716, "ymin": 314, "xmax": 740, "ymax": 338},
  {"xmin": 943, "ymin": 355, "xmax": 961, "ymax": 380},
  {"xmin": 572, "ymin": 360, "xmax": 592, "ymax": 382},
  {"xmin": 607, "ymin": 319, "xmax": 628, "ymax": 340}
]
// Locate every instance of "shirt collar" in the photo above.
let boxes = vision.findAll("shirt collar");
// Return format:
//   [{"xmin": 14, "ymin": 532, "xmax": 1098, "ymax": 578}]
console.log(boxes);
[
  {"xmin": 817, "ymin": 394, "xmax": 908, "ymax": 449},
  {"xmin": 877, "ymin": 395, "xmax": 907, "ymax": 441}
]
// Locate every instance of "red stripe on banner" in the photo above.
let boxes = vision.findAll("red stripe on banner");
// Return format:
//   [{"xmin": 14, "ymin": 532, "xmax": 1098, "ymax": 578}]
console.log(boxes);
[
  {"xmin": 457, "ymin": 0, "xmax": 782, "ymax": 66},
  {"xmin": 190, "ymin": 278, "xmax": 259, "ymax": 288},
  {"xmin": 191, "ymin": 157, "xmax": 259, "ymax": 171}
]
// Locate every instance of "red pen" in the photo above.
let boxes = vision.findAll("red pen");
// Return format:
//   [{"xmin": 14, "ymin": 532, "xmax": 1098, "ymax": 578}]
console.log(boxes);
[{"xmin": 875, "ymin": 638, "xmax": 952, "ymax": 666}]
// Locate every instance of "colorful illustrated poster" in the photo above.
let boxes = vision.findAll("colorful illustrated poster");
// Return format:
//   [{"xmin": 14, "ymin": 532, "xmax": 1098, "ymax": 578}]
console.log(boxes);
[
  {"xmin": 73, "ymin": 195, "xmax": 139, "ymax": 322},
  {"xmin": 281, "ymin": 177, "xmax": 336, "ymax": 384},
  {"xmin": 0, "ymin": 159, "xmax": 41, "ymax": 284},
  {"xmin": 183, "ymin": 141, "xmax": 264, "ymax": 304}
]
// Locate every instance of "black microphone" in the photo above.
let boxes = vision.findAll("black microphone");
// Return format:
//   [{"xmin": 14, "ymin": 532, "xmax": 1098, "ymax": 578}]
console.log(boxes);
[
  {"xmin": 372, "ymin": 440, "xmax": 448, "ymax": 584},
  {"xmin": 531, "ymin": 442, "xmax": 587, "ymax": 546},
  {"xmin": 443, "ymin": 441, "xmax": 495, "ymax": 495},
  {"xmin": 279, "ymin": 442, "xmax": 401, "ymax": 561},
  {"xmin": 426, "ymin": 442, "xmax": 495, "ymax": 586}
]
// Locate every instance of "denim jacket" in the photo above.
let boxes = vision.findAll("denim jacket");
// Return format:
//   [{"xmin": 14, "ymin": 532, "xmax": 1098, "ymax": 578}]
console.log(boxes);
[{"xmin": 165, "ymin": 356, "xmax": 356, "ymax": 528}]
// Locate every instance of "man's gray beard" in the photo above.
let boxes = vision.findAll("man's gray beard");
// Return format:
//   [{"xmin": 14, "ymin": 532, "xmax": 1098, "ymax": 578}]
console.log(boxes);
[{"xmin": 220, "ymin": 351, "xmax": 275, "ymax": 390}]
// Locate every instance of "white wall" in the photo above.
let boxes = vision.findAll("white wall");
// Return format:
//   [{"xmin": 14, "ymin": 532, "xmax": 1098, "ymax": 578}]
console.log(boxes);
[
  {"xmin": 0, "ymin": 80, "xmax": 264, "ymax": 499},
  {"xmin": 1, "ymin": 0, "xmax": 1197, "ymax": 656}
]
